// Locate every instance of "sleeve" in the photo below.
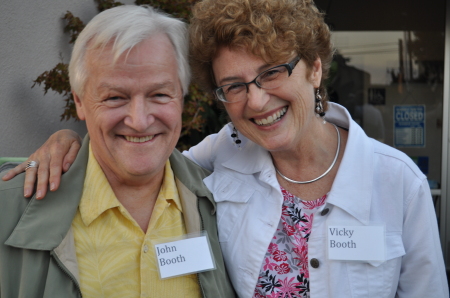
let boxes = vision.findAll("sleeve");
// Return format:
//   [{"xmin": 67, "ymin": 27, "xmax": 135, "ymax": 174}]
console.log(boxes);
[{"xmin": 397, "ymin": 178, "xmax": 449, "ymax": 297}]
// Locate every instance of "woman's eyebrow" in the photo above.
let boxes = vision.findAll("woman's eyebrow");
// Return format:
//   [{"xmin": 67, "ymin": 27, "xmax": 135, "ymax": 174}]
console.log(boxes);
[{"xmin": 218, "ymin": 62, "xmax": 273, "ymax": 86}]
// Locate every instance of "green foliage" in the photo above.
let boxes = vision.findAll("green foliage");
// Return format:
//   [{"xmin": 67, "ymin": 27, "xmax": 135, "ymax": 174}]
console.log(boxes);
[
  {"xmin": 95, "ymin": 0, "xmax": 124, "ymax": 11},
  {"xmin": 134, "ymin": 0, "xmax": 195, "ymax": 19},
  {"xmin": 32, "ymin": 62, "xmax": 78, "ymax": 121},
  {"xmin": 32, "ymin": 0, "xmax": 228, "ymax": 150},
  {"xmin": 62, "ymin": 12, "xmax": 85, "ymax": 44}
]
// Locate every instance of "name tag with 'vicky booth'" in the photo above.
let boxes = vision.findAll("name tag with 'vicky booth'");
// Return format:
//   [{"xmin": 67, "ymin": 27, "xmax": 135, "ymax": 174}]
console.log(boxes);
[{"xmin": 327, "ymin": 225, "xmax": 385, "ymax": 262}]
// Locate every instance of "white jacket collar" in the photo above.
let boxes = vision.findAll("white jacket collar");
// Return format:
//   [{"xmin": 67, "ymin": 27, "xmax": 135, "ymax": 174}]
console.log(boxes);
[
  {"xmin": 220, "ymin": 103, "xmax": 375, "ymax": 225},
  {"xmin": 325, "ymin": 103, "xmax": 374, "ymax": 225}
]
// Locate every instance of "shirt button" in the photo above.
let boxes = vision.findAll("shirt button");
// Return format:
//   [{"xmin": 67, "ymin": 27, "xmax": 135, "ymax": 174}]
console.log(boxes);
[
  {"xmin": 310, "ymin": 258, "xmax": 320, "ymax": 268},
  {"xmin": 143, "ymin": 245, "xmax": 149, "ymax": 253},
  {"xmin": 321, "ymin": 208, "xmax": 330, "ymax": 216}
]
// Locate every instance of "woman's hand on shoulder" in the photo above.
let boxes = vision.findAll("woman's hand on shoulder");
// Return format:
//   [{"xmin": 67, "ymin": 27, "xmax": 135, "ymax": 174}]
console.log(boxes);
[{"xmin": 2, "ymin": 129, "xmax": 82, "ymax": 199}]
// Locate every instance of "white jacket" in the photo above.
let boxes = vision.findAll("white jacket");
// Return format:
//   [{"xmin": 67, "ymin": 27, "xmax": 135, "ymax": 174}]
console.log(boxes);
[{"xmin": 184, "ymin": 103, "xmax": 448, "ymax": 298}]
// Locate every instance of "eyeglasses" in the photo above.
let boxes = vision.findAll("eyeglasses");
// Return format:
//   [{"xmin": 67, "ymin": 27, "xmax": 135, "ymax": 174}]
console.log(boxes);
[{"xmin": 213, "ymin": 56, "xmax": 301, "ymax": 103}]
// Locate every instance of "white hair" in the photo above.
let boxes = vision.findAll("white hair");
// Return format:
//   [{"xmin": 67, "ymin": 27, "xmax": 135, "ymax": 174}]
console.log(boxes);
[{"xmin": 69, "ymin": 5, "xmax": 190, "ymax": 97}]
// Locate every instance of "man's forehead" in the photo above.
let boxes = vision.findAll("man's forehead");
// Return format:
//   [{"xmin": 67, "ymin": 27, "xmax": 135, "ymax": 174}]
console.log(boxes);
[{"xmin": 85, "ymin": 34, "xmax": 176, "ymax": 66}]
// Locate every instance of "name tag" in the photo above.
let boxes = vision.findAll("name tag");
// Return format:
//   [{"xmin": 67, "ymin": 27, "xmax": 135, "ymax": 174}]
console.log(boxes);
[
  {"xmin": 327, "ymin": 225, "xmax": 385, "ymax": 261},
  {"xmin": 154, "ymin": 233, "xmax": 216, "ymax": 279}
]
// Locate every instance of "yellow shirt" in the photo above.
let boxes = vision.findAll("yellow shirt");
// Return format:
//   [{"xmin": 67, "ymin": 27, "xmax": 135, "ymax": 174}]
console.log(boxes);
[{"xmin": 71, "ymin": 147, "xmax": 201, "ymax": 298}]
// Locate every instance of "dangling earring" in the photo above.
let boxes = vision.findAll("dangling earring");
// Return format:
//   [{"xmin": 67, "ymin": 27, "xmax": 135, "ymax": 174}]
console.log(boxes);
[
  {"xmin": 315, "ymin": 89, "xmax": 326, "ymax": 124},
  {"xmin": 231, "ymin": 126, "xmax": 242, "ymax": 149}
]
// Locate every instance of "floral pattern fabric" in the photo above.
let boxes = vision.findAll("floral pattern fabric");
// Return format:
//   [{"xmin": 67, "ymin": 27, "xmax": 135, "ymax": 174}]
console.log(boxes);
[{"xmin": 253, "ymin": 187, "xmax": 327, "ymax": 298}]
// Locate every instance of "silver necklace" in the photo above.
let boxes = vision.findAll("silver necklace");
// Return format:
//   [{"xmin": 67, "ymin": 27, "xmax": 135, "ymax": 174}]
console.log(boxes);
[{"xmin": 275, "ymin": 124, "xmax": 341, "ymax": 184}]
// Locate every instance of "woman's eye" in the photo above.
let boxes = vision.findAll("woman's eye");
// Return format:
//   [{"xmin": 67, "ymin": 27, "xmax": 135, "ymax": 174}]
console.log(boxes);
[
  {"xmin": 225, "ymin": 84, "xmax": 245, "ymax": 94},
  {"xmin": 261, "ymin": 69, "xmax": 282, "ymax": 80}
]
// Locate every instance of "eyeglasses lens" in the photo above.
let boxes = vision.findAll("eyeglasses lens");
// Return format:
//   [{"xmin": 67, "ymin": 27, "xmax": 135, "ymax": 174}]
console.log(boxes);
[{"xmin": 218, "ymin": 65, "xmax": 289, "ymax": 103}]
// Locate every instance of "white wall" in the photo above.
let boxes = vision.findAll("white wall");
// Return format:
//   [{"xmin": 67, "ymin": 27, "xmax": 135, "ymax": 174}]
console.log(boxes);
[{"xmin": 0, "ymin": 0, "xmax": 133, "ymax": 157}]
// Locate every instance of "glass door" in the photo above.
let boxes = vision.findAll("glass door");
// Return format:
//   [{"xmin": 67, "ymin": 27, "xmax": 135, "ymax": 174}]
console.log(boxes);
[
  {"xmin": 329, "ymin": 30, "xmax": 445, "ymax": 189},
  {"xmin": 314, "ymin": 0, "xmax": 448, "ymax": 267}
]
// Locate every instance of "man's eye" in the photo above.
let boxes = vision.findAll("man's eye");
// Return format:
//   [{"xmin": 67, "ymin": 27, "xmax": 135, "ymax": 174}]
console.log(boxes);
[
  {"xmin": 108, "ymin": 96, "xmax": 122, "ymax": 100},
  {"xmin": 103, "ymin": 96, "xmax": 127, "ymax": 107},
  {"xmin": 152, "ymin": 94, "xmax": 172, "ymax": 103}
]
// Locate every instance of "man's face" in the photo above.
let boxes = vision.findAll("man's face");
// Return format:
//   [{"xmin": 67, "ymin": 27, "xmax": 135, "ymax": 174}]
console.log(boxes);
[{"xmin": 74, "ymin": 33, "xmax": 183, "ymax": 185}]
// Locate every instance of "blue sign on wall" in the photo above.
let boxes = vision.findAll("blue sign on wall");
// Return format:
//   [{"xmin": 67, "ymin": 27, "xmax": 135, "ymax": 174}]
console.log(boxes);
[{"xmin": 394, "ymin": 105, "xmax": 425, "ymax": 148}]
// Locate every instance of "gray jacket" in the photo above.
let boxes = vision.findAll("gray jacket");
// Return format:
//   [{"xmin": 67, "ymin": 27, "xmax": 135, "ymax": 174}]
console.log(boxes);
[{"xmin": 0, "ymin": 135, "xmax": 236, "ymax": 298}]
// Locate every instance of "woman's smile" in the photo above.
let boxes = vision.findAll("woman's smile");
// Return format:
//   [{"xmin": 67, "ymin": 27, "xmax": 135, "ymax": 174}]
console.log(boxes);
[{"xmin": 252, "ymin": 106, "xmax": 288, "ymax": 126}]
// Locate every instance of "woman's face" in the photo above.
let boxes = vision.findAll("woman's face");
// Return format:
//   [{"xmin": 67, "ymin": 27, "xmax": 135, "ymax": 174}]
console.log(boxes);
[{"xmin": 212, "ymin": 47, "xmax": 322, "ymax": 152}]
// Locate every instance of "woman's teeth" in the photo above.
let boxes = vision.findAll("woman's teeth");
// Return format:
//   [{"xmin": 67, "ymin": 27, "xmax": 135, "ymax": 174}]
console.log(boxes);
[
  {"xmin": 254, "ymin": 107, "xmax": 287, "ymax": 126},
  {"xmin": 125, "ymin": 135, "xmax": 154, "ymax": 143}
]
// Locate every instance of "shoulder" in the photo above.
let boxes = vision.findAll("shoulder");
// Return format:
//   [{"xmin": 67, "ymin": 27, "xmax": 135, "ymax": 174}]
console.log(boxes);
[
  {"xmin": 170, "ymin": 149, "xmax": 211, "ymax": 178},
  {"xmin": 183, "ymin": 123, "xmax": 242, "ymax": 170},
  {"xmin": 169, "ymin": 149, "xmax": 213, "ymax": 196},
  {"xmin": 367, "ymin": 138, "xmax": 429, "ymax": 210},
  {"xmin": 194, "ymin": 123, "xmax": 236, "ymax": 153},
  {"xmin": 371, "ymin": 139, "xmax": 425, "ymax": 181}
]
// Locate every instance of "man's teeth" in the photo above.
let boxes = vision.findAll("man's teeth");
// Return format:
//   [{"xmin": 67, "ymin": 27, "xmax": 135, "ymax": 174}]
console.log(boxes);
[
  {"xmin": 125, "ymin": 135, "xmax": 154, "ymax": 143},
  {"xmin": 254, "ymin": 107, "xmax": 287, "ymax": 126}
]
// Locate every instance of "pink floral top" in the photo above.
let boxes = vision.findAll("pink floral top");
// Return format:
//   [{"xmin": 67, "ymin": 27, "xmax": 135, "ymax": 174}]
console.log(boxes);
[{"xmin": 253, "ymin": 187, "xmax": 327, "ymax": 298}]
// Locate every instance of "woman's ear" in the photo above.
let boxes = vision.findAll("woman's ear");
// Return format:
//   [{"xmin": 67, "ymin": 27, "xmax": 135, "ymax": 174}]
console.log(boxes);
[
  {"xmin": 72, "ymin": 91, "xmax": 86, "ymax": 121},
  {"xmin": 311, "ymin": 57, "xmax": 322, "ymax": 88}
]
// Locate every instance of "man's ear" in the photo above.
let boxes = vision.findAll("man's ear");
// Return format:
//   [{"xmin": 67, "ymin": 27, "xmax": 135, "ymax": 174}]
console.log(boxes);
[
  {"xmin": 73, "ymin": 91, "xmax": 86, "ymax": 120},
  {"xmin": 311, "ymin": 57, "xmax": 322, "ymax": 88}
]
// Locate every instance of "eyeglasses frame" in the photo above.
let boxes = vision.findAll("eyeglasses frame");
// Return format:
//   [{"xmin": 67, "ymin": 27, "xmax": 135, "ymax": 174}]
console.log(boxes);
[{"xmin": 213, "ymin": 56, "xmax": 301, "ymax": 103}]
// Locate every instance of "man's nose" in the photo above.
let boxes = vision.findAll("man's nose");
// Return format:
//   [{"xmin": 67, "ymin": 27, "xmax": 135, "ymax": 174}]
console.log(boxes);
[{"xmin": 124, "ymin": 97, "xmax": 154, "ymax": 131}]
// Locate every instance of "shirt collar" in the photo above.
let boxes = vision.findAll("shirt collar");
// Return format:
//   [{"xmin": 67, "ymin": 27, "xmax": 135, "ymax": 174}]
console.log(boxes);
[
  {"xmin": 78, "ymin": 145, "xmax": 120, "ymax": 226},
  {"xmin": 79, "ymin": 147, "xmax": 182, "ymax": 226},
  {"xmin": 159, "ymin": 159, "xmax": 183, "ymax": 212}
]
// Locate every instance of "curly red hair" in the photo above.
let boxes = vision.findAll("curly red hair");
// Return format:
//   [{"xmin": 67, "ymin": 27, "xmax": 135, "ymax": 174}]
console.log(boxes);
[{"xmin": 189, "ymin": 0, "xmax": 334, "ymax": 108}]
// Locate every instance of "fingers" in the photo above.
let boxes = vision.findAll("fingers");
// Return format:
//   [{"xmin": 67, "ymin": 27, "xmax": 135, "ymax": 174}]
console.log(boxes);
[
  {"xmin": 24, "ymin": 160, "xmax": 41, "ymax": 198},
  {"xmin": 34, "ymin": 155, "xmax": 51, "ymax": 200},
  {"xmin": 2, "ymin": 129, "xmax": 82, "ymax": 200},
  {"xmin": 2, "ymin": 161, "xmax": 27, "ymax": 181},
  {"xmin": 61, "ymin": 135, "xmax": 82, "ymax": 172},
  {"xmin": 35, "ymin": 129, "xmax": 82, "ymax": 198},
  {"xmin": 46, "ymin": 142, "xmax": 70, "ymax": 194}
]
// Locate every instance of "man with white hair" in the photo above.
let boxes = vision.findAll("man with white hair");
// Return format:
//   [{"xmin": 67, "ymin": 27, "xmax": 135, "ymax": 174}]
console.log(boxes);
[{"xmin": 0, "ymin": 5, "xmax": 235, "ymax": 297}]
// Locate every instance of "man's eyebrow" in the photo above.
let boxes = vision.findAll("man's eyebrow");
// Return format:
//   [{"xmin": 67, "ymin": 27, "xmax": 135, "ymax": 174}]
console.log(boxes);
[
  {"xmin": 217, "ymin": 62, "xmax": 272, "ymax": 86},
  {"xmin": 152, "ymin": 81, "xmax": 177, "ymax": 89},
  {"xmin": 98, "ymin": 81, "xmax": 177, "ymax": 91},
  {"xmin": 98, "ymin": 82, "xmax": 129, "ymax": 91}
]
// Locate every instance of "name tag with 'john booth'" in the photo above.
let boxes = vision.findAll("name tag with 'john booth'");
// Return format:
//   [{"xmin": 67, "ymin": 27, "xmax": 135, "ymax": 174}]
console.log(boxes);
[
  {"xmin": 153, "ymin": 232, "xmax": 216, "ymax": 279},
  {"xmin": 327, "ymin": 225, "xmax": 385, "ymax": 261}
]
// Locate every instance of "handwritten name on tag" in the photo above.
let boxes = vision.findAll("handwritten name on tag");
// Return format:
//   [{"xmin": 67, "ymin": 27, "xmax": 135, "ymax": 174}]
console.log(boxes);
[
  {"xmin": 327, "ymin": 225, "xmax": 385, "ymax": 261},
  {"xmin": 155, "ymin": 235, "xmax": 215, "ymax": 279}
]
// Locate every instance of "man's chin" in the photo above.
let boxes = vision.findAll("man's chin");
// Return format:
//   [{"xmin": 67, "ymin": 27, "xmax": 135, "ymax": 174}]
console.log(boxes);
[{"xmin": 121, "ymin": 162, "xmax": 165, "ymax": 178}]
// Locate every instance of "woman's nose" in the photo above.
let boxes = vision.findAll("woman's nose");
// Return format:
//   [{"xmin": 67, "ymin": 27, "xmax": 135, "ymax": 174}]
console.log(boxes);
[{"xmin": 246, "ymin": 84, "xmax": 270, "ymax": 111}]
